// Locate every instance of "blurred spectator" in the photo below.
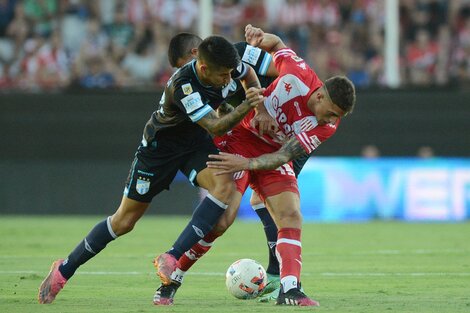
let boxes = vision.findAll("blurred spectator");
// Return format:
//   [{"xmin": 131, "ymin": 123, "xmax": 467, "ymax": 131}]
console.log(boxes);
[
  {"xmin": 23, "ymin": 0, "xmax": 58, "ymax": 37},
  {"xmin": 213, "ymin": 0, "xmax": 244, "ymax": 41},
  {"xmin": 78, "ymin": 55, "xmax": 115, "ymax": 89},
  {"xmin": 406, "ymin": 28, "xmax": 439, "ymax": 85},
  {"xmin": 1, "ymin": 0, "xmax": 470, "ymax": 92},
  {"xmin": 0, "ymin": 0, "xmax": 16, "ymax": 37}
]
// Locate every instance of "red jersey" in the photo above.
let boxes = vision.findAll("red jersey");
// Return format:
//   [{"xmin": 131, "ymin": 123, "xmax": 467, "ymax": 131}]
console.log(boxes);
[{"xmin": 240, "ymin": 48, "xmax": 340, "ymax": 155}]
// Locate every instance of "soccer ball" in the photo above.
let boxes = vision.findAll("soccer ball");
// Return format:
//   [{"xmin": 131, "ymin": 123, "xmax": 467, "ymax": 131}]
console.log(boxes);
[{"xmin": 225, "ymin": 258, "xmax": 267, "ymax": 299}]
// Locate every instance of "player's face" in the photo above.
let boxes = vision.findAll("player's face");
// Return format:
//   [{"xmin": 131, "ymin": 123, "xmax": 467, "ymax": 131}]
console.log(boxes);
[
  {"xmin": 202, "ymin": 65, "xmax": 233, "ymax": 88},
  {"xmin": 313, "ymin": 94, "xmax": 345, "ymax": 126}
]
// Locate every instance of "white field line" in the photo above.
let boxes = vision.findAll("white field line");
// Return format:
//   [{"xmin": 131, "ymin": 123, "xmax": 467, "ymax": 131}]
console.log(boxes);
[
  {"xmin": 0, "ymin": 249, "xmax": 468, "ymax": 259},
  {"xmin": 1, "ymin": 270, "xmax": 469, "ymax": 277}
]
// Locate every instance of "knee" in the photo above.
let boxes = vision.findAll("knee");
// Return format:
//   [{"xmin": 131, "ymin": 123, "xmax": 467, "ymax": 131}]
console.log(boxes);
[
  {"xmin": 249, "ymin": 193, "xmax": 263, "ymax": 207},
  {"xmin": 209, "ymin": 180, "xmax": 236, "ymax": 203},
  {"xmin": 110, "ymin": 215, "xmax": 136, "ymax": 236},
  {"xmin": 276, "ymin": 209, "xmax": 302, "ymax": 227}
]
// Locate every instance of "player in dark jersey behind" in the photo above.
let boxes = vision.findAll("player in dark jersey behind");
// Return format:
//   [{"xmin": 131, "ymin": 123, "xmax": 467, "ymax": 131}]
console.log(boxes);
[
  {"xmin": 206, "ymin": 24, "xmax": 356, "ymax": 306},
  {"xmin": 38, "ymin": 35, "xmax": 265, "ymax": 304}
]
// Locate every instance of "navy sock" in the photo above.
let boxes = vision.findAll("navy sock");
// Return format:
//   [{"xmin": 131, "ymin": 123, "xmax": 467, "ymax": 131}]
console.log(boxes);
[
  {"xmin": 168, "ymin": 194, "xmax": 227, "ymax": 259},
  {"xmin": 59, "ymin": 217, "xmax": 117, "ymax": 279},
  {"xmin": 253, "ymin": 204, "xmax": 280, "ymax": 275}
]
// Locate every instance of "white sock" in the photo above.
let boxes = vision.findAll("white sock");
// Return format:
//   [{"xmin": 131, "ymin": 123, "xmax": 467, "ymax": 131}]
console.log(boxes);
[
  {"xmin": 281, "ymin": 275, "xmax": 298, "ymax": 293},
  {"xmin": 170, "ymin": 268, "xmax": 186, "ymax": 284}
]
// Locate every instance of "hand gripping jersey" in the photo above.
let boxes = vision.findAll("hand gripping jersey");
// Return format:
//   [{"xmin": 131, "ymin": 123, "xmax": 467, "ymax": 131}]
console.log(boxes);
[
  {"xmin": 240, "ymin": 48, "xmax": 340, "ymax": 155},
  {"xmin": 142, "ymin": 59, "xmax": 248, "ymax": 143}
]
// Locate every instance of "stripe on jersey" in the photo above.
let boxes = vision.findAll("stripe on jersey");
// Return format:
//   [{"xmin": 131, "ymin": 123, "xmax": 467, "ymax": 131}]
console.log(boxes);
[
  {"xmin": 259, "ymin": 53, "xmax": 272, "ymax": 75},
  {"xmin": 273, "ymin": 48, "xmax": 295, "ymax": 61},
  {"xmin": 296, "ymin": 132, "xmax": 317, "ymax": 154},
  {"xmin": 189, "ymin": 104, "xmax": 214, "ymax": 122}
]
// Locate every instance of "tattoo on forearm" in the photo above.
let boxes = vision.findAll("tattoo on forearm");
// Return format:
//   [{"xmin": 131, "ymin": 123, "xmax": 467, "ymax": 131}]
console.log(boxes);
[
  {"xmin": 248, "ymin": 137, "xmax": 307, "ymax": 171},
  {"xmin": 199, "ymin": 102, "xmax": 252, "ymax": 136}
]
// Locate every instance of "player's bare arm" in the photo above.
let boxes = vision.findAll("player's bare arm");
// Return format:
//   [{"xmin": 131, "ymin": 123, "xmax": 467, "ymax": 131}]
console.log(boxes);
[
  {"xmin": 207, "ymin": 136, "xmax": 308, "ymax": 175},
  {"xmin": 245, "ymin": 24, "xmax": 286, "ymax": 54},
  {"xmin": 217, "ymin": 102, "xmax": 234, "ymax": 117},
  {"xmin": 197, "ymin": 87, "xmax": 265, "ymax": 136}
]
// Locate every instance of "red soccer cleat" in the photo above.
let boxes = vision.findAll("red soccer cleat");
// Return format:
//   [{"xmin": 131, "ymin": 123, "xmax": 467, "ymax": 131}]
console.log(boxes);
[
  {"xmin": 153, "ymin": 253, "xmax": 178, "ymax": 285},
  {"xmin": 38, "ymin": 259, "xmax": 68, "ymax": 304}
]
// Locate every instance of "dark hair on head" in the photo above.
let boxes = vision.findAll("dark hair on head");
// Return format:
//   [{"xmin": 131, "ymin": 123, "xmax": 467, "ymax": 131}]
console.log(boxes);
[
  {"xmin": 324, "ymin": 76, "xmax": 356, "ymax": 114},
  {"xmin": 198, "ymin": 35, "xmax": 240, "ymax": 70},
  {"xmin": 168, "ymin": 32, "xmax": 203, "ymax": 67}
]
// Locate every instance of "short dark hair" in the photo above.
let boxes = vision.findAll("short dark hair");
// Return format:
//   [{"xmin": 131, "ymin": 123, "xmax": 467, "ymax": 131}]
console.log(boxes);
[
  {"xmin": 168, "ymin": 33, "xmax": 203, "ymax": 67},
  {"xmin": 198, "ymin": 35, "xmax": 240, "ymax": 70},
  {"xmin": 325, "ymin": 76, "xmax": 356, "ymax": 114}
]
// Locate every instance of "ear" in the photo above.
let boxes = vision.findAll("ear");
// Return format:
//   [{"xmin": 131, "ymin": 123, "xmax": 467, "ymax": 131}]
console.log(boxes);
[
  {"xmin": 200, "ymin": 63, "xmax": 207, "ymax": 73},
  {"xmin": 316, "ymin": 91, "xmax": 324, "ymax": 101},
  {"xmin": 190, "ymin": 48, "xmax": 198, "ymax": 57}
]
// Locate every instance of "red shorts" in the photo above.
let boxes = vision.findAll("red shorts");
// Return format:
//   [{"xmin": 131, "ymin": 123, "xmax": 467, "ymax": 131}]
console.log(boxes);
[{"xmin": 213, "ymin": 126, "xmax": 299, "ymax": 201}]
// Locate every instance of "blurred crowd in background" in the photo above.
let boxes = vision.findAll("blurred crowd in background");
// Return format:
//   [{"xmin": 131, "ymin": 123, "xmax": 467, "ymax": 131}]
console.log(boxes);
[{"xmin": 0, "ymin": 0, "xmax": 469, "ymax": 92}]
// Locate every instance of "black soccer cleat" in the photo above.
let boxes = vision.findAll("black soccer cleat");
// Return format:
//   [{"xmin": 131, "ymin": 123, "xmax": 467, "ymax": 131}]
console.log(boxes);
[
  {"xmin": 275, "ymin": 284, "xmax": 320, "ymax": 306},
  {"xmin": 153, "ymin": 281, "xmax": 181, "ymax": 305}
]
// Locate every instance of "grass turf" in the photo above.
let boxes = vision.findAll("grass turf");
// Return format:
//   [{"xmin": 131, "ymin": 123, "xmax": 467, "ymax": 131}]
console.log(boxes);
[{"xmin": 0, "ymin": 216, "xmax": 469, "ymax": 312}]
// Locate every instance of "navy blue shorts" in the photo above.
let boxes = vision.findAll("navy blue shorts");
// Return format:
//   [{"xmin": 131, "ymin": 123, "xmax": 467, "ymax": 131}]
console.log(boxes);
[{"xmin": 124, "ymin": 130, "xmax": 219, "ymax": 203}]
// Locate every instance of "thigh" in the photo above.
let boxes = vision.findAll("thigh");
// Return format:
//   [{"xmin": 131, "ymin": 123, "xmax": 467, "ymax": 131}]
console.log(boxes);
[
  {"xmin": 249, "ymin": 162, "xmax": 299, "ymax": 203},
  {"xmin": 179, "ymin": 135, "xmax": 220, "ymax": 187}
]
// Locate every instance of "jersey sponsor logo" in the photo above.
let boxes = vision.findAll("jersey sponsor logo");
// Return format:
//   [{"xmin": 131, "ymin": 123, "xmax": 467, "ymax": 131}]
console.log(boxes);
[
  {"xmin": 136, "ymin": 177, "xmax": 150, "ymax": 195},
  {"xmin": 242, "ymin": 45, "xmax": 262, "ymax": 66},
  {"xmin": 182, "ymin": 83, "xmax": 193, "ymax": 95},
  {"xmin": 181, "ymin": 92, "xmax": 204, "ymax": 113}
]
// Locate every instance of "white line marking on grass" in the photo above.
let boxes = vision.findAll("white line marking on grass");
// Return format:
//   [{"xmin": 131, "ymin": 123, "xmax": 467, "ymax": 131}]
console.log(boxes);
[{"xmin": 2, "ymin": 270, "xmax": 470, "ymax": 277}]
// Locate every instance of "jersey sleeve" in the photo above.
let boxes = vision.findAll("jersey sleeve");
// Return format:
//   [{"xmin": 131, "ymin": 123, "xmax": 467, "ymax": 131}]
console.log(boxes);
[
  {"xmin": 173, "ymin": 81, "xmax": 214, "ymax": 123},
  {"xmin": 234, "ymin": 42, "xmax": 272, "ymax": 76},
  {"xmin": 272, "ymin": 48, "xmax": 305, "ymax": 75},
  {"xmin": 231, "ymin": 61, "xmax": 248, "ymax": 80},
  {"xmin": 295, "ymin": 120, "xmax": 340, "ymax": 154}
]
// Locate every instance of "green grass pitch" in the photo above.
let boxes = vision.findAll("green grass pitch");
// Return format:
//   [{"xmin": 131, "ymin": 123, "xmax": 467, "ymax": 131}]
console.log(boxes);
[{"xmin": 0, "ymin": 216, "xmax": 469, "ymax": 312}]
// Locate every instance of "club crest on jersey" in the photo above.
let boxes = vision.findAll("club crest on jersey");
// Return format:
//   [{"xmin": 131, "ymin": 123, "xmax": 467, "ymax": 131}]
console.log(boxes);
[
  {"xmin": 136, "ymin": 177, "xmax": 150, "ymax": 195},
  {"xmin": 284, "ymin": 82, "xmax": 292, "ymax": 94},
  {"xmin": 182, "ymin": 83, "xmax": 193, "ymax": 95}
]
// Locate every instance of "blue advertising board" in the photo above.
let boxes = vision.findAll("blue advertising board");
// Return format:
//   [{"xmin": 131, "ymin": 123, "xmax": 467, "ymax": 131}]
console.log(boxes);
[{"xmin": 238, "ymin": 158, "xmax": 470, "ymax": 221}]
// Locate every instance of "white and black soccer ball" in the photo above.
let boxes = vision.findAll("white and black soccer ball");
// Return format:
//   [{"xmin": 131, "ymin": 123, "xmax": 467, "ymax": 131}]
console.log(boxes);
[{"xmin": 225, "ymin": 258, "xmax": 267, "ymax": 299}]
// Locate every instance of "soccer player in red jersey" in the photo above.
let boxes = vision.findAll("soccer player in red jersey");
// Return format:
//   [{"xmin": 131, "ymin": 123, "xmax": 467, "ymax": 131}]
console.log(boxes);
[{"xmin": 205, "ymin": 24, "xmax": 356, "ymax": 306}]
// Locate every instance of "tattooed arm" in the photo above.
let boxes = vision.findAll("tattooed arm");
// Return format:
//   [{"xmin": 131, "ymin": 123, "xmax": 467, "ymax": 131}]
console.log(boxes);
[
  {"xmin": 206, "ymin": 136, "xmax": 308, "ymax": 174},
  {"xmin": 197, "ymin": 87, "xmax": 265, "ymax": 137}
]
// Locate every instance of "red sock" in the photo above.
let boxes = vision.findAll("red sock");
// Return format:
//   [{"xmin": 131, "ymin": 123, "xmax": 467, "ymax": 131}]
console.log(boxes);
[
  {"xmin": 276, "ymin": 228, "xmax": 302, "ymax": 290},
  {"xmin": 178, "ymin": 231, "xmax": 220, "ymax": 271}
]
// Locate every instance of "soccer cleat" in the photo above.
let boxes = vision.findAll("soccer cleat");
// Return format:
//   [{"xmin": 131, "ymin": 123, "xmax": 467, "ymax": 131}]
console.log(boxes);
[
  {"xmin": 153, "ymin": 281, "xmax": 181, "ymax": 305},
  {"xmin": 38, "ymin": 259, "xmax": 68, "ymax": 304},
  {"xmin": 153, "ymin": 253, "xmax": 178, "ymax": 285},
  {"xmin": 275, "ymin": 285, "xmax": 320, "ymax": 307},
  {"xmin": 260, "ymin": 273, "xmax": 280, "ymax": 295}
]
